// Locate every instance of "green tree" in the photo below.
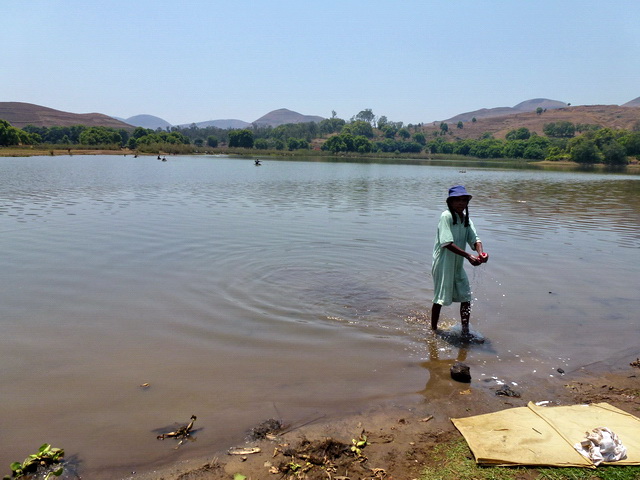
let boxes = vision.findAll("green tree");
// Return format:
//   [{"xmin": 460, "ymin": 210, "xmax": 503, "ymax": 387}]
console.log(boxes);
[
  {"xmin": 522, "ymin": 144, "xmax": 545, "ymax": 159},
  {"xmin": 38, "ymin": 125, "xmax": 78, "ymax": 143},
  {"xmin": 469, "ymin": 138, "xmax": 503, "ymax": 158},
  {"xmin": 397, "ymin": 141, "xmax": 423, "ymax": 153},
  {"xmin": 412, "ymin": 132, "xmax": 426, "ymax": 145},
  {"xmin": 117, "ymin": 129, "xmax": 129, "ymax": 146},
  {"xmin": 319, "ymin": 117, "xmax": 345, "ymax": 135},
  {"xmin": 456, "ymin": 121, "xmax": 464, "ymax": 129},
  {"xmin": 254, "ymin": 138, "xmax": 268, "ymax": 149},
  {"xmin": 398, "ymin": 128, "xmax": 410, "ymax": 139},
  {"xmin": 453, "ymin": 139, "xmax": 473, "ymax": 155},
  {"xmin": 132, "ymin": 126, "xmax": 152, "ymax": 139},
  {"xmin": 381, "ymin": 124, "xmax": 397, "ymax": 138},
  {"xmin": 506, "ymin": 127, "xmax": 531, "ymax": 140},
  {"xmin": 0, "ymin": 119, "xmax": 25, "ymax": 145},
  {"xmin": 543, "ymin": 121, "xmax": 575, "ymax": 138},
  {"xmin": 79, "ymin": 126, "xmax": 121, "ymax": 145},
  {"xmin": 374, "ymin": 138, "xmax": 399, "ymax": 153},
  {"xmin": 570, "ymin": 138, "xmax": 601, "ymax": 164},
  {"xmin": 353, "ymin": 135, "xmax": 372, "ymax": 153},
  {"xmin": 286, "ymin": 138, "xmax": 309, "ymax": 150},
  {"xmin": 620, "ymin": 132, "xmax": 640, "ymax": 155},
  {"xmin": 576, "ymin": 123, "xmax": 601, "ymax": 133},
  {"xmin": 207, "ymin": 136, "xmax": 219, "ymax": 147},
  {"xmin": 600, "ymin": 141, "xmax": 627, "ymax": 165},
  {"xmin": 355, "ymin": 108, "xmax": 376, "ymax": 126},
  {"xmin": 439, "ymin": 122, "xmax": 449, "ymax": 134},
  {"xmin": 502, "ymin": 140, "xmax": 527, "ymax": 158},
  {"xmin": 426, "ymin": 137, "xmax": 453, "ymax": 154},
  {"xmin": 228, "ymin": 129, "xmax": 254, "ymax": 148},
  {"xmin": 591, "ymin": 128, "xmax": 622, "ymax": 150},
  {"xmin": 136, "ymin": 131, "xmax": 189, "ymax": 146},
  {"xmin": 342, "ymin": 120, "xmax": 374, "ymax": 138},
  {"xmin": 322, "ymin": 134, "xmax": 350, "ymax": 153}
]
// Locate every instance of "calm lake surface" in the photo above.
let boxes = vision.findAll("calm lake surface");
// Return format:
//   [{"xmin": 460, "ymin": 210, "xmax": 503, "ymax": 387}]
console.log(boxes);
[{"xmin": 1, "ymin": 155, "xmax": 638, "ymax": 477}]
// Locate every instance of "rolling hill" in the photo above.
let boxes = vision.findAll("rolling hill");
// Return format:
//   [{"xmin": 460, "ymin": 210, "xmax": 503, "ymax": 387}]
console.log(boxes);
[
  {"xmin": 444, "ymin": 98, "xmax": 568, "ymax": 123},
  {"xmin": 123, "ymin": 109, "xmax": 324, "ymax": 129},
  {"xmin": 177, "ymin": 119, "xmax": 251, "ymax": 129},
  {"xmin": 623, "ymin": 96, "xmax": 640, "ymax": 107},
  {"xmin": 124, "ymin": 114, "xmax": 172, "ymax": 130},
  {"xmin": 424, "ymin": 104, "xmax": 640, "ymax": 140},
  {"xmin": 252, "ymin": 108, "xmax": 324, "ymax": 127},
  {"xmin": 2, "ymin": 100, "xmax": 639, "ymax": 138},
  {"xmin": 0, "ymin": 102, "xmax": 133, "ymax": 129}
]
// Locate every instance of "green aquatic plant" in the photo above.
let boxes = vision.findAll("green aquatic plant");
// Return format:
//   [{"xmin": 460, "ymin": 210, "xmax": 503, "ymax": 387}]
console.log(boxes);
[
  {"xmin": 4, "ymin": 443, "xmax": 64, "ymax": 479},
  {"xmin": 350, "ymin": 431, "xmax": 369, "ymax": 458}
]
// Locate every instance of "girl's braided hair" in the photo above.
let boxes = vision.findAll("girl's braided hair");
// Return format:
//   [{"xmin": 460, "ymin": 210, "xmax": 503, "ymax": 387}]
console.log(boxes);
[{"xmin": 446, "ymin": 198, "xmax": 470, "ymax": 227}]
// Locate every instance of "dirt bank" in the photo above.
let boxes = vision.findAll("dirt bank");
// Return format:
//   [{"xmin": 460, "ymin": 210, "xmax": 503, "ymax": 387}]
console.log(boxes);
[{"xmin": 124, "ymin": 351, "xmax": 640, "ymax": 480}]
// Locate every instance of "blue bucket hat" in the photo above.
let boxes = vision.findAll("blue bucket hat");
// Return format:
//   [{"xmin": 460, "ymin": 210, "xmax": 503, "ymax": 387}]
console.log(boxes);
[{"xmin": 448, "ymin": 185, "xmax": 472, "ymax": 199}]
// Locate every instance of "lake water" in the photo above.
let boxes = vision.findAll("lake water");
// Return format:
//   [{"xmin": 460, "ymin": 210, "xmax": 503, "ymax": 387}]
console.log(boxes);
[{"xmin": 1, "ymin": 154, "xmax": 638, "ymax": 478}]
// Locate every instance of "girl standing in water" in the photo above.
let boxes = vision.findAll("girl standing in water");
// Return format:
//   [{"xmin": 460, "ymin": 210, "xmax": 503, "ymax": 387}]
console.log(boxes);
[{"xmin": 431, "ymin": 185, "xmax": 488, "ymax": 339}]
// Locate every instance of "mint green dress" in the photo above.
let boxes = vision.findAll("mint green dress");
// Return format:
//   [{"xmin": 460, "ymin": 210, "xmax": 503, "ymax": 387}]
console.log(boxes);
[{"xmin": 432, "ymin": 210, "xmax": 480, "ymax": 306}]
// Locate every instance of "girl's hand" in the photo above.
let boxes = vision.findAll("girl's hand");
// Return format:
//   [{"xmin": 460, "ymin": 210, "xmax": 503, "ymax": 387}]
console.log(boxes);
[
  {"xmin": 468, "ymin": 255, "xmax": 482, "ymax": 266},
  {"xmin": 479, "ymin": 252, "xmax": 489, "ymax": 263}
]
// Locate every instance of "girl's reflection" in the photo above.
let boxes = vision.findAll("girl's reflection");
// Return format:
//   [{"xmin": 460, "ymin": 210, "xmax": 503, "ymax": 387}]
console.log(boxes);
[{"xmin": 417, "ymin": 333, "xmax": 470, "ymax": 399}]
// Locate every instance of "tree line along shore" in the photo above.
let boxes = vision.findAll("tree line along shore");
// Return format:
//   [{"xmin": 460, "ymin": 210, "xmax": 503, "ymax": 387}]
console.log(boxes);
[{"xmin": 2, "ymin": 109, "xmax": 640, "ymax": 166}]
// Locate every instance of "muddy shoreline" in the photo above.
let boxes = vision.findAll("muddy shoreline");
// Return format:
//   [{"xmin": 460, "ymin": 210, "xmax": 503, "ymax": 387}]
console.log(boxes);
[{"xmin": 118, "ymin": 349, "xmax": 640, "ymax": 480}]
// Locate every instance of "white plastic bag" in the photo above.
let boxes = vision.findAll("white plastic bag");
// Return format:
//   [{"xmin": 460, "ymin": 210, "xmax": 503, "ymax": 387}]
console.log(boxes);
[{"xmin": 574, "ymin": 427, "xmax": 627, "ymax": 466}]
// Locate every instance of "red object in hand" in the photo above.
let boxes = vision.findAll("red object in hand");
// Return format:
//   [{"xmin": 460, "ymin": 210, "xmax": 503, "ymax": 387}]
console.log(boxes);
[{"xmin": 480, "ymin": 252, "xmax": 489, "ymax": 262}]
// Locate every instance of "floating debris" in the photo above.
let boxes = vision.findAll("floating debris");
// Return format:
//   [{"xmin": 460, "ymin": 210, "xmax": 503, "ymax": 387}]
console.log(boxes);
[
  {"xmin": 250, "ymin": 418, "xmax": 284, "ymax": 440},
  {"xmin": 495, "ymin": 385, "xmax": 521, "ymax": 398},
  {"xmin": 156, "ymin": 415, "xmax": 197, "ymax": 449},
  {"xmin": 228, "ymin": 446, "xmax": 261, "ymax": 455}
]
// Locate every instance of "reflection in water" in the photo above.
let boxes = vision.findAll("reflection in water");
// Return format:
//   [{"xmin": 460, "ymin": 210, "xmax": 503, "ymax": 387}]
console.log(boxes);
[{"xmin": 419, "ymin": 333, "xmax": 470, "ymax": 399}]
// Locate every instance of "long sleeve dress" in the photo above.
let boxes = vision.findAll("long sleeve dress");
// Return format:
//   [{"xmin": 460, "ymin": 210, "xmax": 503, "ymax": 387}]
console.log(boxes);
[{"xmin": 431, "ymin": 210, "xmax": 480, "ymax": 306}]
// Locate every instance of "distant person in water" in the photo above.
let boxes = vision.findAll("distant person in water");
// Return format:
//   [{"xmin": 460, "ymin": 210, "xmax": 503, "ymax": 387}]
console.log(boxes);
[{"xmin": 431, "ymin": 185, "xmax": 488, "ymax": 339}]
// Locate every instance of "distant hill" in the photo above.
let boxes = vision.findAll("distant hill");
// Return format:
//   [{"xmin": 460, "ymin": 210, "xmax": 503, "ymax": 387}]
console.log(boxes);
[
  {"xmin": 125, "ymin": 114, "xmax": 172, "ymax": 130},
  {"xmin": 623, "ymin": 96, "xmax": 640, "ymax": 107},
  {"xmin": 252, "ymin": 108, "xmax": 324, "ymax": 127},
  {"xmin": 512, "ymin": 98, "xmax": 568, "ymax": 112},
  {"xmin": 444, "ymin": 98, "xmax": 568, "ymax": 123},
  {"xmin": 0, "ymin": 102, "xmax": 134, "ymax": 129},
  {"xmin": 3, "ymin": 99, "xmax": 638, "ymax": 136},
  {"xmin": 423, "ymin": 104, "xmax": 640, "ymax": 140},
  {"xmin": 177, "ymin": 119, "xmax": 251, "ymax": 129}
]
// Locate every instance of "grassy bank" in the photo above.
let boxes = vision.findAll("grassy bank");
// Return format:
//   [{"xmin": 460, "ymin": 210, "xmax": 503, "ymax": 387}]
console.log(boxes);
[{"xmin": 421, "ymin": 436, "xmax": 640, "ymax": 480}]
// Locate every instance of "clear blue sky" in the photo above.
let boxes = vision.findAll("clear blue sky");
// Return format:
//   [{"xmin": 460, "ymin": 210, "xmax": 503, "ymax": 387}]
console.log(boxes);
[{"xmin": 2, "ymin": 0, "xmax": 639, "ymax": 125}]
